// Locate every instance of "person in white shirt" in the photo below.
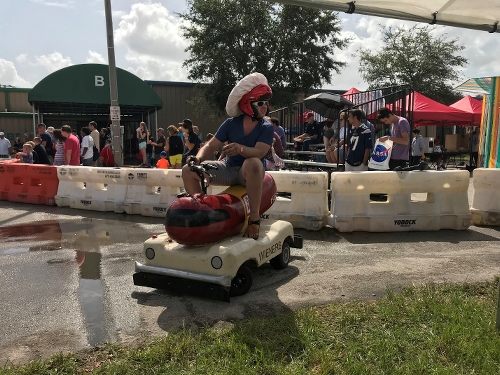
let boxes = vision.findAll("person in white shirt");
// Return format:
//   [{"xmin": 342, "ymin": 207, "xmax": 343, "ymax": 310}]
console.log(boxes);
[
  {"xmin": 80, "ymin": 127, "xmax": 94, "ymax": 166},
  {"xmin": 89, "ymin": 121, "xmax": 100, "ymax": 166},
  {"xmin": 0, "ymin": 132, "xmax": 12, "ymax": 158}
]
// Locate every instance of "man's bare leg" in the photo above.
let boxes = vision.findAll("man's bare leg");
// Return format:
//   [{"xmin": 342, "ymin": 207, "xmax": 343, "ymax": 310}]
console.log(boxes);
[
  {"xmin": 242, "ymin": 157, "xmax": 264, "ymax": 239},
  {"xmin": 181, "ymin": 164, "xmax": 202, "ymax": 195}
]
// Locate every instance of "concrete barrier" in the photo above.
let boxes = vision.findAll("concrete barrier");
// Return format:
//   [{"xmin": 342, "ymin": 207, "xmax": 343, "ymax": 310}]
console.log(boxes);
[
  {"xmin": 471, "ymin": 168, "xmax": 500, "ymax": 226},
  {"xmin": 123, "ymin": 168, "xmax": 184, "ymax": 217},
  {"xmin": 264, "ymin": 171, "xmax": 328, "ymax": 230},
  {"xmin": 329, "ymin": 170, "xmax": 471, "ymax": 232},
  {"xmin": 55, "ymin": 166, "xmax": 128, "ymax": 212}
]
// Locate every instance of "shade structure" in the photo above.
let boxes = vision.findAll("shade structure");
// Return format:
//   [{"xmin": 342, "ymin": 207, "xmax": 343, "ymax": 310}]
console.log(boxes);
[
  {"xmin": 390, "ymin": 92, "xmax": 474, "ymax": 125},
  {"xmin": 450, "ymin": 95, "xmax": 483, "ymax": 124},
  {"xmin": 455, "ymin": 77, "xmax": 493, "ymax": 94},
  {"xmin": 342, "ymin": 87, "xmax": 360, "ymax": 97},
  {"xmin": 457, "ymin": 77, "xmax": 500, "ymax": 168},
  {"xmin": 303, "ymin": 92, "xmax": 354, "ymax": 119},
  {"xmin": 272, "ymin": 0, "xmax": 500, "ymax": 34}
]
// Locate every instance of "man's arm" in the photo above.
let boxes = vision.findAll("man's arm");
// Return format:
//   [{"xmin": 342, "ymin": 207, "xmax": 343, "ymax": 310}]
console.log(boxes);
[
  {"xmin": 65, "ymin": 149, "xmax": 72, "ymax": 165},
  {"xmin": 363, "ymin": 134, "xmax": 372, "ymax": 165},
  {"xmin": 379, "ymin": 131, "xmax": 409, "ymax": 145},
  {"xmin": 363, "ymin": 148, "xmax": 371, "ymax": 165},
  {"xmin": 195, "ymin": 137, "xmax": 223, "ymax": 163},
  {"xmin": 239, "ymin": 142, "xmax": 270, "ymax": 159}
]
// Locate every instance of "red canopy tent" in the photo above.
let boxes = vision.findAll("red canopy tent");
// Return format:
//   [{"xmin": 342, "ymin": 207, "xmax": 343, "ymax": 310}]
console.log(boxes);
[
  {"xmin": 343, "ymin": 87, "xmax": 360, "ymax": 97},
  {"xmin": 449, "ymin": 95, "xmax": 482, "ymax": 124},
  {"xmin": 367, "ymin": 91, "xmax": 474, "ymax": 125}
]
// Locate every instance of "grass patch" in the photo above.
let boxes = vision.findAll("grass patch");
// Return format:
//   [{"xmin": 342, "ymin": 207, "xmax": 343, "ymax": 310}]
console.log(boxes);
[{"xmin": 2, "ymin": 281, "xmax": 500, "ymax": 374}]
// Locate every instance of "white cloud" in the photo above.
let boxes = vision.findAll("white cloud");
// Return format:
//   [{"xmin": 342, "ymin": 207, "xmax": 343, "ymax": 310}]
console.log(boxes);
[
  {"xmin": 114, "ymin": 2, "xmax": 190, "ymax": 81},
  {"xmin": 16, "ymin": 54, "xmax": 28, "ymax": 64},
  {"xmin": 0, "ymin": 59, "xmax": 32, "ymax": 87},
  {"xmin": 125, "ymin": 54, "xmax": 187, "ymax": 81},
  {"xmin": 86, "ymin": 50, "xmax": 107, "ymax": 64},
  {"xmin": 29, "ymin": 0, "xmax": 74, "ymax": 9},
  {"xmin": 32, "ymin": 52, "xmax": 72, "ymax": 73}
]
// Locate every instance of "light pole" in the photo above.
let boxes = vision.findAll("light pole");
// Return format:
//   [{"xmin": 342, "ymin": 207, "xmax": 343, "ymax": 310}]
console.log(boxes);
[{"xmin": 104, "ymin": 0, "xmax": 123, "ymax": 166}]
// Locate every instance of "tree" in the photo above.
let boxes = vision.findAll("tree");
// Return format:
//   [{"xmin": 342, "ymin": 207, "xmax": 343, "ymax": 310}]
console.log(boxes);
[
  {"xmin": 358, "ymin": 25, "xmax": 467, "ymax": 105},
  {"xmin": 180, "ymin": 0, "xmax": 349, "ymax": 114}
]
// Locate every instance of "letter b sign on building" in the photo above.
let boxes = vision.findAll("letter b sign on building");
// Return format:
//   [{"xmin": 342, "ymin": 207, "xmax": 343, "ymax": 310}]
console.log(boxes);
[{"xmin": 95, "ymin": 76, "xmax": 105, "ymax": 87}]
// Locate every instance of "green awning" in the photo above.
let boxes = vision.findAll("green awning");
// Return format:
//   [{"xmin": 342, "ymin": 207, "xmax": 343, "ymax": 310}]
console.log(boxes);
[{"xmin": 28, "ymin": 64, "xmax": 162, "ymax": 115}]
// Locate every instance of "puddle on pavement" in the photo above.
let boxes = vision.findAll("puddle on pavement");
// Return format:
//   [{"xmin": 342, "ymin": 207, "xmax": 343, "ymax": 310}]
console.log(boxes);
[
  {"xmin": 0, "ymin": 220, "xmax": 110, "ymax": 346},
  {"xmin": 77, "ymin": 250, "xmax": 109, "ymax": 346}
]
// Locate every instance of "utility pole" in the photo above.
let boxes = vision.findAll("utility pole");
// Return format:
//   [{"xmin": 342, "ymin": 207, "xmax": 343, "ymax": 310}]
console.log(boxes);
[{"xmin": 104, "ymin": 0, "xmax": 123, "ymax": 166}]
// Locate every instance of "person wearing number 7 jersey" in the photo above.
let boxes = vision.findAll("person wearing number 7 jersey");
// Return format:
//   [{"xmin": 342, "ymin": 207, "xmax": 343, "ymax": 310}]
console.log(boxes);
[{"xmin": 345, "ymin": 109, "xmax": 372, "ymax": 171}]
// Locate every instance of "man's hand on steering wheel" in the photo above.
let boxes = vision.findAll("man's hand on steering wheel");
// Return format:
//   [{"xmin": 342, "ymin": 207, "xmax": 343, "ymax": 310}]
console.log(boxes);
[{"xmin": 186, "ymin": 155, "xmax": 200, "ymax": 165}]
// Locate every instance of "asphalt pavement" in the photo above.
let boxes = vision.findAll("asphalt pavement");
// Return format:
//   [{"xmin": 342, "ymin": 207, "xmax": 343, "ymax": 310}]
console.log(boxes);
[{"xmin": 0, "ymin": 184, "xmax": 499, "ymax": 365}]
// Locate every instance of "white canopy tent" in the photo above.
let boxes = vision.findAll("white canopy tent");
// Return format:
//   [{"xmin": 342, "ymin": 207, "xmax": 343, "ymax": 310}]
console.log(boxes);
[{"xmin": 273, "ymin": 0, "xmax": 500, "ymax": 33}]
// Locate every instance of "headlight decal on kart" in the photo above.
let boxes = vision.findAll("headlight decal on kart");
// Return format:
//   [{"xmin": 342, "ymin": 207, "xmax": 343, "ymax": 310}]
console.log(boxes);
[
  {"xmin": 145, "ymin": 248, "xmax": 155, "ymax": 260},
  {"xmin": 211, "ymin": 256, "xmax": 223, "ymax": 269}
]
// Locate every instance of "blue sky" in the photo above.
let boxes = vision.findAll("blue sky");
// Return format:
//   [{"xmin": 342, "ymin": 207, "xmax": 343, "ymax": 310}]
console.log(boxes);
[{"xmin": 2, "ymin": 0, "xmax": 500, "ymax": 92}]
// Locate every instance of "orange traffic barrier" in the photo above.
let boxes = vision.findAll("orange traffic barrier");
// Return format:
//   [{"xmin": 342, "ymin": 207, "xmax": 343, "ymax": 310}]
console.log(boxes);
[
  {"xmin": 5, "ymin": 164, "xmax": 59, "ymax": 205},
  {"xmin": 0, "ymin": 161, "xmax": 21, "ymax": 201},
  {"xmin": 0, "ymin": 158, "xmax": 19, "ymax": 164}
]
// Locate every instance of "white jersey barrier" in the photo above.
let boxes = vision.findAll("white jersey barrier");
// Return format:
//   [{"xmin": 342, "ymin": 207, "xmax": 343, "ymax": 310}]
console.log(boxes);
[
  {"xmin": 471, "ymin": 168, "xmax": 500, "ymax": 226},
  {"xmin": 55, "ymin": 166, "xmax": 128, "ymax": 212},
  {"xmin": 329, "ymin": 170, "xmax": 472, "ymax": 232},
  {"xmin": 123, "ymin": 169, "xmax": 184, "ymax": 217},
  {"xmin": 265, "ymin": 171, "xmax": 328, "ymax": 231}
]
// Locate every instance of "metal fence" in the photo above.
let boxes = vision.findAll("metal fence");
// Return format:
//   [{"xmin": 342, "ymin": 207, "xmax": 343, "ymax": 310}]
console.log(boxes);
[{"xmin": 269, "ymin": 86, "xmax": 414, "ymax": 143}]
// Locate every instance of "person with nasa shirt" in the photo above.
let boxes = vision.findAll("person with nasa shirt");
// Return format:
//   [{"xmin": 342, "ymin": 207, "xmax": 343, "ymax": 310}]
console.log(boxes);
[
  {"xmin": 377, "ymin": 107, "xmax": 411, "ymax": 170},
  {"xmin": 345, "ymin": 109, "xmax": 372, "ymax": 171}
]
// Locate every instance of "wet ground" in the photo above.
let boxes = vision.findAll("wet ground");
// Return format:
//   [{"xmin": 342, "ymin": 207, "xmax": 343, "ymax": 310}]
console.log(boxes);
[{"xmin": 0, "ymin": 182, "xmax": 499, "ymax": 365}]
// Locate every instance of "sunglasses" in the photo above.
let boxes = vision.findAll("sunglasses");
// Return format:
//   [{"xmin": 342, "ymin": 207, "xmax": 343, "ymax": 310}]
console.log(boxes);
[{"xmin": 251, "ymin": 100, "xmax": 270, "ymax": 108}]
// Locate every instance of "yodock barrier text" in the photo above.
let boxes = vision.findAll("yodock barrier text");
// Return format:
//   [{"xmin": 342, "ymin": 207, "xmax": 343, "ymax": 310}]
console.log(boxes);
[
  {"xmin": 329, "ymin": 170, "xmax": 472, "ymax": 232},
  {"xmin": 265, "ymin": 171, "xmax": 329, "ymax": 231},
  {"xmin": 470, "ymin": 168, "xmax": 500, "ymax": 226}
]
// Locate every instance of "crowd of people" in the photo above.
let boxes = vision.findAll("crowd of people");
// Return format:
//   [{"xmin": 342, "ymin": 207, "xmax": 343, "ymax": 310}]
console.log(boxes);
[
  {"xmin": 291, "ymin": 107, "xmax": 430, "ymax": 171},
  {"xmin": 0, "ymin": 122, "xmax": 115, "ymax": 167},
  {"xmin": 134, "ymin": 119, "xmax": 201, "ymax": 169}
]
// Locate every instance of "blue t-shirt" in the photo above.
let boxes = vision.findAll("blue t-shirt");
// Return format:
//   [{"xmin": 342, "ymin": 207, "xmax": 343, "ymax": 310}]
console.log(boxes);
[
  {"xmin": 40, "ymin": 131, "xmax": 53, "ymax": 152},
  {"xmin": 274, "ymin": 126, "xmax": 286, "ymax": 150},
  {"xmin": 346, "ymin": 123, "xmax": 372, "ymax": 167},
  {"xmin": 20, "ymin": 151, "xmax": 33, "ymax": 164},
  {"xmin": 214, "ymin": 116, "xmax": 274, "ymax": 167}
]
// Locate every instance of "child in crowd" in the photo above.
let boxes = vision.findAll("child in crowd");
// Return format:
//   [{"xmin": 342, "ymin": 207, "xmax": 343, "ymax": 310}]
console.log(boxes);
[
  {"xmin": 156, "ymin": 151, "xmax": 170, "ymax": 169},
  {"xmin": 33, "ymin": 137, "xmax": 51, "ymax": 165},
  {"xmin": 16, "ymin": 143, "xmax": 34, "ymax": 163},
  {"xmin": 99, "ymin": 138, "xmax": 115, "ymax": 167}
]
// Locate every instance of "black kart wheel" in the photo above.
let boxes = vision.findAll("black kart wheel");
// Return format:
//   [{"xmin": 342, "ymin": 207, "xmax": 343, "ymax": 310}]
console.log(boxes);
[
  {"xmin": 230, "ymin": 265, "xmax": 253, "ymax": 297},
  {"xmin": 270, "ymin": 241, "xmax": 291, "ymax": 269}
]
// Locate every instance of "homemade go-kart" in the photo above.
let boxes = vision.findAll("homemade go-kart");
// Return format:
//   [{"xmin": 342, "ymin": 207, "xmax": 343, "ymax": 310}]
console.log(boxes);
[{"xmin": 133, "ymin": 162, "xmax": 303, "ymax": 302}]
